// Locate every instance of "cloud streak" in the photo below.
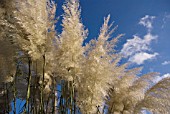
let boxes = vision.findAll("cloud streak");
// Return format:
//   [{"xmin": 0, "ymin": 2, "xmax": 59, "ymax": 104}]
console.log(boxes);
[
  {"xmin": 162, "ymin": 13, "xmax": 170, "ymax": 28},
  {"xmin": 162, "ymin": 61, "xmax": 170, "ymax": 65},
  {"xmin": 139, "ymin": 15, "xmax": 155, "ymax": 31}
]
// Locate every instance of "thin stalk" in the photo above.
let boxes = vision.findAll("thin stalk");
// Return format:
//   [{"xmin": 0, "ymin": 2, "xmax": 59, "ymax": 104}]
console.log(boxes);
[
  {"xmin": 45, "ymin": 97, "xmax": 49, "ymax": 114},
  {"xmin": 45, "ymin": 90, "xmax": 52, "ymax": 114},
  {"xmin": 62, "ymin": 84, "xmax": 64, "ymax": 114},
  {"xmin": 52, "ymin": 79, "xmax": 57, "ymax": 114},
  {"xmin": 64, "ymin": 81, "xmax": 66, "ymax": 114},
  {"xmin": 58, "ymin": 82, "xmax": 62, "ymax": 113},
  {"xmin": 109, "ymin": 101, "xmax": 114, "ymax": 114},
  {"xmin": 40, "ymin": 55, "xmax": 45, "ymax": 113},
  {"xmin": 13, "ymin": 81, "xmax": 16, "ymax": 114},
  {"xmin": 52, "ymin": 79, "xmax": 55, "ymax": 114},
  {"xmin": 26, "ymin": 57, "xmax": 32, "ymax": 113},
  {"xmin": 35, "ymin": 61, "xmax": 38, "ymax": 114},
  {"xmin": 5, "ymin": 83, "xmax": 9, "ymax": 114},
  {"xmin": 3, "ymin": 83, "xmax": 6, "ymax": 113},
  {"xmin": 32, "ymin": 60, "xmax": 38, "ymax": 114},
  {"xmin": 59, "ymin": 95, "xmax": 62, "ymax": 113},
  {"xmin": 65, "ymin": 85, "xmax": 69, "ymax": 112},
  {"xmin": 63, "ymin": 82, "xmax": 65, "ymax": 114},
  {"xmin": 73, "ymin": 81, "xmax": 76, "ymax": 114},
  {"xmin": 13, "ymin": 63, "xmax": 20, "ymax": 114},
  {"xmin": 60, "ymin": 90, "xmax": 64, "ymax": 114},
  {"xmin": 70, "ymin": 81, "xmax": 73, "ymax": 114}
]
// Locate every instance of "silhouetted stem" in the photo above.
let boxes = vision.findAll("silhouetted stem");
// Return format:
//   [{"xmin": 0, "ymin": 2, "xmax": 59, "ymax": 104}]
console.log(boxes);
[
  {"xmin": 26, "ymin": 57, "xmax": 31, "ymax": 113},
  {"xmin": 13, "ymin": 63, "xmax": 20, "ymax": 114},
  {"xmin": 40, "ymin": 55, "xmax": 45, "ymax": 113},
  {"xmin": 5, "ymin": 83, "xmax": 9, "ymax": 114}
]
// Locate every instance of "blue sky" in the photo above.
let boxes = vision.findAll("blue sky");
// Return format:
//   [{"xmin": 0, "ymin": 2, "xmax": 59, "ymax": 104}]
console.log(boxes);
[{"xmin": 56, "ymin": 0, "xmax": 170, "ymax": 78}]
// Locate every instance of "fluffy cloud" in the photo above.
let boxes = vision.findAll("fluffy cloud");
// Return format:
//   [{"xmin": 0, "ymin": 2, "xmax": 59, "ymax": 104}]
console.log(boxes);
[
  {"xmin": 129, "ymin": 52, "xmax": 158, "ymax": 65},
  {"xmin": 121, "ymin": 15, "xmax": 158, "ymax": 65},
  {"xmin": 139, "ymin": 15, "xmax": 155, "ymax": 31},
  {"xmin": 120, "ymin": 33, "xmax": 158, "ymax": 65},
  {"xmin": 162, "ymin": 61, "xmax": 170, "ymax": 65},
  {"xmin": 121, "ymin": 33, "xmax": 157, "ymax": 58}
]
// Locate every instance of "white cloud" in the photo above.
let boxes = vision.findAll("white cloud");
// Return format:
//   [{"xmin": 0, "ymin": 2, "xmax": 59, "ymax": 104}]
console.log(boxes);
[
  {"xmin": 120, "ymin": 15, "xmax": 158, "ymax": 65},
  {"xmin": 120, "ymin": 33, "xmax": 158, "ymax": 64},
  {"xmin": 139, "ymin": 15, "xmax": 156, "ymax": 31},
  {"xmin": 153, "ymin": 73, "xmax": 170, "ymax": 83},
  {"xmin": 162, "ymin": 61, "xmax": 170, "ymax": 65},
  {"xmin": 121, "ymin": 33, "xmax": 157, "ymax": 58},
  {"xmin": 129, "ymin": 52, "xmax": 158, "ymax": 65}
]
